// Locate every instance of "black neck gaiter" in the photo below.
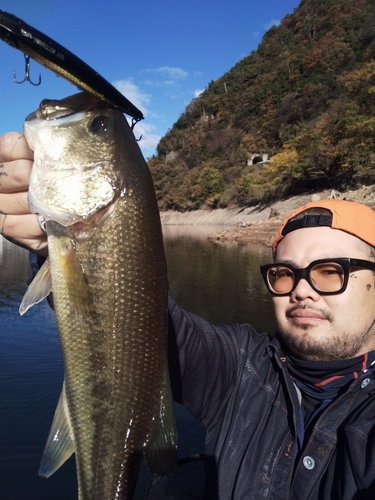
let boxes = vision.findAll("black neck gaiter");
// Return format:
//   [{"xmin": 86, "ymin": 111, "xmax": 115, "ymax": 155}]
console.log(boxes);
[{"xmin": 287, "ymin": 351, "xmax": 375, "ymax": 401}]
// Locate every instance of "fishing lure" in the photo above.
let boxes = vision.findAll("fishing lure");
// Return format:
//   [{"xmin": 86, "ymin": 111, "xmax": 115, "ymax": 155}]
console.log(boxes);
[{"xmin": 0, "ymin": 10, "xmax": 143, "ymax": 121}]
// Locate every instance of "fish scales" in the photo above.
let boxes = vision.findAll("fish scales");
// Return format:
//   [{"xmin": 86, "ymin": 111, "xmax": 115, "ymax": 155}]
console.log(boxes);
[
  {"xmin": 22, "ymin": 92, "xmax": 176, "ymax": 500},
  {"xmin": 48, "ymin": 192, "xmax": 167, "ymax": 498}
]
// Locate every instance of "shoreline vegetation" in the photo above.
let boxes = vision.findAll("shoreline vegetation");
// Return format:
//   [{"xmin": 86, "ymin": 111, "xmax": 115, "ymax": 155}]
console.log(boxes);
[{"xmin": 160, "ymin": 184, "xmax": 375, "ymax": 248}]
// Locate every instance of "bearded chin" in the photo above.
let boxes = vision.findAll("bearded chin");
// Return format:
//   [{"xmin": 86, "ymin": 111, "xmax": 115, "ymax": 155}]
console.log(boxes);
[
  {"xmin": 279, "ymin": 328, "xmax": 366, "ymax": 361},
  {"xmin": 280, "ymin": 332, "xmax": 335, "ymax": 361}
]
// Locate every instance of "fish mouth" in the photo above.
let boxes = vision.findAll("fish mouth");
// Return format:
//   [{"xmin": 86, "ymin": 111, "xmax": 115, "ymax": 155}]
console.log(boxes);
[
  {"xmin": 25, "ymin": 100, "xmax": 78, "ymax": 122},
  {"xmin": 26, "ymin": 92, "xmax": 110, "ymax": 123},
  {"xmin": 26, "ymin": 99, "xmax": 91, "ymax": 124}
]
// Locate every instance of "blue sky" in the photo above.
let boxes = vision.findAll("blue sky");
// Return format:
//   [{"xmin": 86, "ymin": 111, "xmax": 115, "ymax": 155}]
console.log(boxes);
[{"xmin": 0, "ymin": 0, "xmax": 300, "ymax": 158}]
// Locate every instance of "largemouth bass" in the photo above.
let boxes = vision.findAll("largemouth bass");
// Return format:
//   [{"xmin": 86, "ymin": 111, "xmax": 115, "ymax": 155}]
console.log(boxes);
[{"xmin": 21, "ymin": 92, "xmax": 176, "ymax": 500}]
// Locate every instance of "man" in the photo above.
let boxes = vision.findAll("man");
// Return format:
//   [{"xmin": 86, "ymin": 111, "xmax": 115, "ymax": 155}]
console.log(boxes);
[{"xmin": 1, "ymin": 132, "xmax": 375, "ymax": 499}]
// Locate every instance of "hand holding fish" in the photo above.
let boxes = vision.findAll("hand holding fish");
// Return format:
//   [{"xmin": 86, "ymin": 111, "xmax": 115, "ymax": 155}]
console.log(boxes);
[{"xmin": 0, "ymin": 132, "xmax": 48, "ymax": 255}]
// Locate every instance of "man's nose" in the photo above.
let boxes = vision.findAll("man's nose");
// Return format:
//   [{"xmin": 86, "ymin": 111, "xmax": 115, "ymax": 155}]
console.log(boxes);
[{"xmin": 290, "ymin": 277, "xmax": 320, "ymax": 302}]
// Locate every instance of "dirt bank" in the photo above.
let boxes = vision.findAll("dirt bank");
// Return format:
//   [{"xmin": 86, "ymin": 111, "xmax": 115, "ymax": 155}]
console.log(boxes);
[{"xmin": 160, "ymin": 185, "xmax": 375, "ymax": 248}]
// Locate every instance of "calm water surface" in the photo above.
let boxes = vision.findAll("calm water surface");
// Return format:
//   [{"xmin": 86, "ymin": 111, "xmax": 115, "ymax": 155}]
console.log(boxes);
[{"xmin": 0, "ymin": 228, "xmax": 276, "ymax": 500}]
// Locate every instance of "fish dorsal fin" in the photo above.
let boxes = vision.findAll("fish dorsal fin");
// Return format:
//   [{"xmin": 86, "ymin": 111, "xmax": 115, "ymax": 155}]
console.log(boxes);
[
  {"xmin": 19, "ymin": 258, "xmax": 52, "ymax": 315},
  {"xmin": 145, "ymin": 376, "xmax": 177, "ymax": 476},
  {"xmin": 39, "ymin": 382, "xmax": 75, "ymax": 478}
]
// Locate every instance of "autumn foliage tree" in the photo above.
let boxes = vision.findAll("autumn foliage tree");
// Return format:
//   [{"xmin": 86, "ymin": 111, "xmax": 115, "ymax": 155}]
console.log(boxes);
[{"xmin": 148, "ymin": 0, "xmax": 375, "ymax": 211}]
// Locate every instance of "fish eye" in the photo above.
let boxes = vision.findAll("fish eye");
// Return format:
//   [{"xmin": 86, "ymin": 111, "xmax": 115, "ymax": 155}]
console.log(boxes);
[{"xmin": 90, "ymin": 115, "xmax": 112, "ymax": 134}]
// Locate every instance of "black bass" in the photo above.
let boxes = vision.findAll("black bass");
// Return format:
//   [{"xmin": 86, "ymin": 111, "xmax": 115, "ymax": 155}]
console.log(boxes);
[{"xmin": 21, "ymin": 92, "xmax": 176, "ymax": 500}]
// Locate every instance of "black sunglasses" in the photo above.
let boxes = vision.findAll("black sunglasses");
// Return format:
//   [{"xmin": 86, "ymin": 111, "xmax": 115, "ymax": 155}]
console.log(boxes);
[{"xmin": 260, "ymin": 258, "xmax": 375, "ymax": 296}]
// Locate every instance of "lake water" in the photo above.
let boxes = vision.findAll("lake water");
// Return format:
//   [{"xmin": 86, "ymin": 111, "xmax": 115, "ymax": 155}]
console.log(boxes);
[{"xmin": 0, "ymin": 228, "xmax": 277, "ymax": 500}]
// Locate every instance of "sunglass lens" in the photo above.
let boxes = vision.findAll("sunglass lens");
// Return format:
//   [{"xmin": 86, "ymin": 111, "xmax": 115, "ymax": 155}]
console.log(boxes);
[
  {"xmin": 310, "ymin": 262, "xmax": 345, "ymax": 292},
  {"xmin": 268, "ymin": 266, "xmax": 295, "ymax": 294}
]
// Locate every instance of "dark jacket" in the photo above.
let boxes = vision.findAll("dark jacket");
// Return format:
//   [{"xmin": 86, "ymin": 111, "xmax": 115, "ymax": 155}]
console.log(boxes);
[{"xmin": 168, "ymin": 297, "xmax": 375, "ymax": 500}]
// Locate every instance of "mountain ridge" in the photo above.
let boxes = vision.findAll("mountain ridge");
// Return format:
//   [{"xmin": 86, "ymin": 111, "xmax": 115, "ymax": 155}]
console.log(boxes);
[{"xmin": 148, "ymin": 0, "xmax": 375, "ymax": 211}]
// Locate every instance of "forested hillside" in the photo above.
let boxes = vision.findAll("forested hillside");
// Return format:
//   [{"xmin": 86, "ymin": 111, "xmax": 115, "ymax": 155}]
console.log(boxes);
[{"xmin": 148, "ymin": 0, "xmax": 375, "ymax": 211}]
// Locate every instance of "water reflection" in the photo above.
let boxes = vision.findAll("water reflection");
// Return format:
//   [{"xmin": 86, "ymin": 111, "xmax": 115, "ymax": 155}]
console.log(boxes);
[
  {"xmin": 163, "ymin": 225, "xmax": 277, "ymax": 333},
  {"xmin": 0, "ymin": 236, "xmax": 31, "ymax": 292}
]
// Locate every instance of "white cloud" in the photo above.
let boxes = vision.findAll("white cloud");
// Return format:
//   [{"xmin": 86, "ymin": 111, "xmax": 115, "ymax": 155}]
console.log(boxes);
[
  {"xmin": 194, "ymin": 88, "xmax": 204, "ymax": 98},
  {"xmin": 142, "ymin": 79, "xmax": 181, "ymax": 88},
  {"xmin": 112, "ymin": 79, "xmax": 151, "ymax": 115},
  {"xmin": 153, "ymin": 66, "xmax": 189, "ymax": 79},
  {"xmin": 143, "ymin": 66, "xmax": 189, "ymax": 83},
  {"xmin": 141, "ymin": 67, "xmax": 189, "ymax": 91},
  {"xmin": 264, "ymin": 18, "xmax": 280, "ymax": 30},
  {"xmin": 160, "ymin": 80, "xmax": 177, "ymax": 87}
]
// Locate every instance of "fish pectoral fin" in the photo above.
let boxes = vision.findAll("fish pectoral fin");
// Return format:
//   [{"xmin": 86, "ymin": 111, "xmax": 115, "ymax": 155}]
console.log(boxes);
[
  {"xmin": 145, "ymin": 379, "xmax": 177, "ymax": 477},
  {"xmin": 19, "ymin": 258, "xmax": 52, "ymax": 315},
  {"xmin": 39, "ymin": 382, "xmax": 75, "ymax": 478},
  {"xmin": 57, "ymin": 238, "xmax": 93, "ymax": 318}
]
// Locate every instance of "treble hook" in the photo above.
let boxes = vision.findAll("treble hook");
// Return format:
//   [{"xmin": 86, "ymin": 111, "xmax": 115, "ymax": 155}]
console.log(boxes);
[
  {"xmin": 13, "ymin": 55, "xmax": 41, "ymax": 86},
  {"xmin": 131, "ymin": 117, "xmax": 143, "ymax": 142}
]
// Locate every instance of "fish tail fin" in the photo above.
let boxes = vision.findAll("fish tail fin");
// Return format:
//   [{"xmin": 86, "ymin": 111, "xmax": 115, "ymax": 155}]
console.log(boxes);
[
  {"xmin": 145, "ymin": 376, "xmax": 177, "ymax": 476},
  {"xmin": 19, "ymin": 258, "xmax": 52, "ymax": 315},
  {"xmin": 39, "ymin": 382, "xmax": 75, "ymax": 478}
]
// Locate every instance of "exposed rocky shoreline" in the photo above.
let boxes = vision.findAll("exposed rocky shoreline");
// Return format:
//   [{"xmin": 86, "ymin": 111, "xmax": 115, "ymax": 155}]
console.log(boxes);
[{"xmin": 160, "ymin": 185, "xmax": 375, "ymax": 248}]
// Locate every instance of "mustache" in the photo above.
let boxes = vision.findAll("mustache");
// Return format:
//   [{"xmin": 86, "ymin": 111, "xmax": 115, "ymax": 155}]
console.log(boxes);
[{"xmin": 286, "ymin": 304, "xmax": 334, "ymax": 322}]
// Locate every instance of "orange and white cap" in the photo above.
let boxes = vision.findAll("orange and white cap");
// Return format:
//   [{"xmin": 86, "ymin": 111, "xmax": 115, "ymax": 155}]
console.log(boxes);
[{"xmin": 272, "ymin": 199, "xmax": 375, "ymax": 256}]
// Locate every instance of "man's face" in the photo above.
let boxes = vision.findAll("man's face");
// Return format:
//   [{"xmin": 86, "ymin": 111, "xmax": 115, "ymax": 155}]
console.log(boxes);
[{"xmin": 273, "ymin": 227, "xmax": 375, "ymax": 360}]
